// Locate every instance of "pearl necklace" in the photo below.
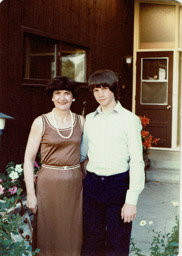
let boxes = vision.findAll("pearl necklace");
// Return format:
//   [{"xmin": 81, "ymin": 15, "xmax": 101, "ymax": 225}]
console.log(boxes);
[{"xmin": 52, "ymin": 108, "xmax": 74, "ymax": 139}]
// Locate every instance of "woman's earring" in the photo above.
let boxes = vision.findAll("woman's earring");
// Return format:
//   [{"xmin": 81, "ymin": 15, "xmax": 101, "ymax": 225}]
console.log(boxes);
[
  {"xmin": 72, "ymin": 99, "xmax": 75, "ymax": 102},
  {"xmin": 52, "ymin": 99, "xmax": 54, "ymax": 101}
]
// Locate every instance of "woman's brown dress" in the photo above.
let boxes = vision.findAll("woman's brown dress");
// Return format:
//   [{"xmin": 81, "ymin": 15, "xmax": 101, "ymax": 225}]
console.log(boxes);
[{"xmin": 33, "ymin": 113, "xmax": 83, "ymax": 256}]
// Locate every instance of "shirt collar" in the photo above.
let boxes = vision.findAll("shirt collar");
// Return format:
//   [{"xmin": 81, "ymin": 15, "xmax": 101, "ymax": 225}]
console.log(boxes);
[{"xmin": 94, "ymin": 101, "xmax": 123, "ymax": 117}]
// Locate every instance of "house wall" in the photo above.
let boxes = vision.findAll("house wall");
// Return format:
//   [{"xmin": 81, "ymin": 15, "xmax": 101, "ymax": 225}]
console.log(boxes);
[{"xmin": 0, "ymin": 0, "xmax": 134, "ymax": 169}]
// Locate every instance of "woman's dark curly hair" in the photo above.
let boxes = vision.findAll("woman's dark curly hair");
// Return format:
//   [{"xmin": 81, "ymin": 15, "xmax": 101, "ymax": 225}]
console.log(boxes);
[{"xmin": 46, "ymin": 76, "xmax": 79, "ymax": 98}]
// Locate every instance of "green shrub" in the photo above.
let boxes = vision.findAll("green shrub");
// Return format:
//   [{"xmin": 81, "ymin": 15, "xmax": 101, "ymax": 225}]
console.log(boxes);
[
  {"xmin": 0, "ymin": 188, "xmax": 40, "ymax": 255},
  {"xmin": 0, "ymin": 161, "xmax": 40, "ymax": 255},
  {"xmin": 130, "ymin": 215, "xmax": 179, "ymax": 256}
]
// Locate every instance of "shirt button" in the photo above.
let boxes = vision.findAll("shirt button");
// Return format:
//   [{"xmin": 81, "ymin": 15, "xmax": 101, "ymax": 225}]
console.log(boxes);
[{"xmin": 101, "ymin": 177, "xmax": 105, "ymax": 181}]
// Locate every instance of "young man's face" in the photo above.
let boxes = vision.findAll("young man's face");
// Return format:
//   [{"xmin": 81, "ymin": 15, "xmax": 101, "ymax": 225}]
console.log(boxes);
[{"xmin": 93, "ymin": 87, "xmax": 115, "ymax": 108}]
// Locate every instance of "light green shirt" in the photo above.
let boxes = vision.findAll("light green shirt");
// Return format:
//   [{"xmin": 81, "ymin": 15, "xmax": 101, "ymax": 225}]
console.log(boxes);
[{"xmin": 81, "ymin": 102, "xmax": 145, "ymax": 205}]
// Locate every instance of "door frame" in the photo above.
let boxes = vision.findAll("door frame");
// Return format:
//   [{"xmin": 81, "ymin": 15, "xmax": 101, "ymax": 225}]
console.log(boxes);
[
  {"xmin": 132, "ymin": 50, "xmax": 180, "ymax": 150},
  {"xmin": 133, "ymin": 0, "xmax": 181, "ymax": 151},
  {"xmin": 136, "ymin": 51, "xmax": 173, "ymax": 148}
]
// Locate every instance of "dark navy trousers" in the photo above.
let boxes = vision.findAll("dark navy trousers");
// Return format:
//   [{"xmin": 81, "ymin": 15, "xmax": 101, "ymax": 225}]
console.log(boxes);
[{"xmin": 82, "ymin": 171, "xmax": 132, "ymax": 256}]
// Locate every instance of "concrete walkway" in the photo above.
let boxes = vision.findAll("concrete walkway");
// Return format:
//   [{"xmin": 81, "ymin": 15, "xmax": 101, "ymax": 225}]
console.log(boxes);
[{"xmin": 130, "ymin": 181, "xmax": 180, "ymax": 256}]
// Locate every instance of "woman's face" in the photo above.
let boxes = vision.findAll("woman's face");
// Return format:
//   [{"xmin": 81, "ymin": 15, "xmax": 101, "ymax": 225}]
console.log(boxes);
[{"xmin": 52, "ymin": 90, "xmax": 73, "ymax": 111}]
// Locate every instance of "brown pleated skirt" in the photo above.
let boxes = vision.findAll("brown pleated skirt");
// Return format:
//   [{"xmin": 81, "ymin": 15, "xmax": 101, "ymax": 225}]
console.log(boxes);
[{"xmin": 33, "ymin": 166, "xmax": 83, "ymax": 256}]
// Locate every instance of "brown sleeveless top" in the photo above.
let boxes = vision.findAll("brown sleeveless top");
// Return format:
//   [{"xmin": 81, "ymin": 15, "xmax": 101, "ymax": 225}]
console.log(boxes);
[{"xmin": 40, "ymin": 113, "xmax": 82, "ymax": 167}]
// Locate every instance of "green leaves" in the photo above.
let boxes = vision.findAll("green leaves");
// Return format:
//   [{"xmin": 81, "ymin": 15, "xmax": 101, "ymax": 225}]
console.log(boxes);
[
  {"xmin": 0, "ymin": 161, "xmax": 40, "ymax": 255},
  {"xmin": 130, "ymin": 216, "xmax": 179, "ymax": 256},
  {"xmin": 0, "ymin": 193, "xmax": 39, "ymax": 255},
  {"xmin": 130, "ymin": 238, "xmax": 145, "ymax": 256}
]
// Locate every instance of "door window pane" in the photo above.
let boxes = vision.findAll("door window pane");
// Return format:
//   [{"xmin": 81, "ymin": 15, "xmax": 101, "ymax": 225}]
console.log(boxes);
[
  {"xmin": 141, "ymin": 82, "xmax": 168, "ymax": 104},
  {"xmin": 141, "ymin": 58, "xmax": 168, "ymax": 105},
  {"xmin": 60, "ymin": 44, "xmax": 86, "ymax": 82},
  {"xmin": 23, "ymin": 34, "xmax": 56, "ymax": 79},
  {"xmin": 139, "ymin": 3, "xmax": 176, "ymax": 49},
  {"xmin": 142, "ymin": 58, "xmax": 167, "ymax": 80}
]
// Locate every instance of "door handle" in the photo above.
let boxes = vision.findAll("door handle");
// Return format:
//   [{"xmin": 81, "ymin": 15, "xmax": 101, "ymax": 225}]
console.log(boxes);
[{"xmin": 167, "ymin": 105, "xmax": 171, "ymax": 109}]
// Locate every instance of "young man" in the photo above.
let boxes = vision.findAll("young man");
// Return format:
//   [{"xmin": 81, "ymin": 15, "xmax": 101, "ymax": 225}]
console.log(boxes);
[{"xmin": 81, "ymin": 70, "xmax": 145, "ymax": 256}]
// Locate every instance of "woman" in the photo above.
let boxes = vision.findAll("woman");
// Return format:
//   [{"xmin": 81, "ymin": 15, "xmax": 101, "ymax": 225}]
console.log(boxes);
[{"xmin": 24, "ymin": 76, "xmax": 84, "ymax": 256}]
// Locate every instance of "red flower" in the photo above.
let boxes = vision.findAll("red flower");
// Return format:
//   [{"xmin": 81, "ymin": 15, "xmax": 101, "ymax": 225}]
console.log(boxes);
[
  {"xmin": 141, "ymin": 130, "xmax": 149, "ymax": 138},
  {"xmin": 139, "ymin": 115, "xmax": 160, "ymax": 154},
  {"xmin": 153, "ymin": 137, "xmax": 160, "ymax": 145},
  {"xmin": 139, "ymin": 116, "xmax": 150, "ymax": 128},
  {"xmin": 143, "ymin": 140, "xmax": 152, "ymax": 148}
]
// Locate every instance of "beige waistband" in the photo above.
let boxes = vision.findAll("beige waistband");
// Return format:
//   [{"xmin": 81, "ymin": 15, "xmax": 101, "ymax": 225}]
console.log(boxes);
[{"xmin": 42, "ymin": 163, "xmax": 80, "ymax": 170}]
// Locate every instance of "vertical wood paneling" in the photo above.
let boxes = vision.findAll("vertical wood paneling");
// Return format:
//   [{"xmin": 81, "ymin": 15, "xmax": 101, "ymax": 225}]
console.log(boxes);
[
  {"xmin": 0, "ymin": 0, "xmax": 9, "ymax": 169},
  {"xmin": 0, "ymin": 0, "xmax": 9, "ymax": 111},
  {"xmin": 2, "ymin": 0, "xmax": 22, "ymax": 169},
  {"xmin": 0, "ymin": 0, "xmax": 134, "ymax": 170},
  {"xmin": 52, "ymin": 0, "xmax": 64, "ymax": 36}
]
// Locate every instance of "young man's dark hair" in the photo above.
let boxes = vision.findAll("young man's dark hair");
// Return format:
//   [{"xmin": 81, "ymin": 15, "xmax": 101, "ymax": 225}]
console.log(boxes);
[{"xmin": 88, "ymin": 69, "xmax": 119, "ymax": 101}]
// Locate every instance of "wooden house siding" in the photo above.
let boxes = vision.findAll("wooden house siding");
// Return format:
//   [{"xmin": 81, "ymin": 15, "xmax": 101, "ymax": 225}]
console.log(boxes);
[{"xmin": 0, "ymin": 0, "xmax": 134, "ymax": 169}]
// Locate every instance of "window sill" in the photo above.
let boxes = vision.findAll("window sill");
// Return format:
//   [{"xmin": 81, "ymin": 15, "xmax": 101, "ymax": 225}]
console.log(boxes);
[
  {"xmin": 21, "ymin": 79, "xmax": 88, "ymax": 88},
  {"xmin": 21, "ymin": 78, "xmax": 49, "ymax": 88}
]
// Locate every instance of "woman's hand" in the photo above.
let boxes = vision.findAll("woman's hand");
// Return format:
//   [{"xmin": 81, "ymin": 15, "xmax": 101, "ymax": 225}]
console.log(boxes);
[
  {"xmin": 33, "ymin": 171, "xmax": 40, "ymax": 184},
  {"xmin": 26, "ymin": 194, "xmax": 38, "ymax": 214}
]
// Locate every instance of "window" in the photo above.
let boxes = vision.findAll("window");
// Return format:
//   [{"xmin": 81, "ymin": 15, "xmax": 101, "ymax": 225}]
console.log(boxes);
[
  {"xmin": 23, "ymin": 34, "xmax": 57, "ymax": 80},
  {"xmin": 140, "ymin": 58, "xmax": 168, "ymax": 105},
  {"xmin": 60, "ymin": 43, "xmax": 86, "ymax": 82},
  {"xmin": 23, "ymin": 33, "xmax": 87, "ymax": 86},
  {"xmin": 139, "ymin": 3, "xmax": 176, "ymax": 49}
]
